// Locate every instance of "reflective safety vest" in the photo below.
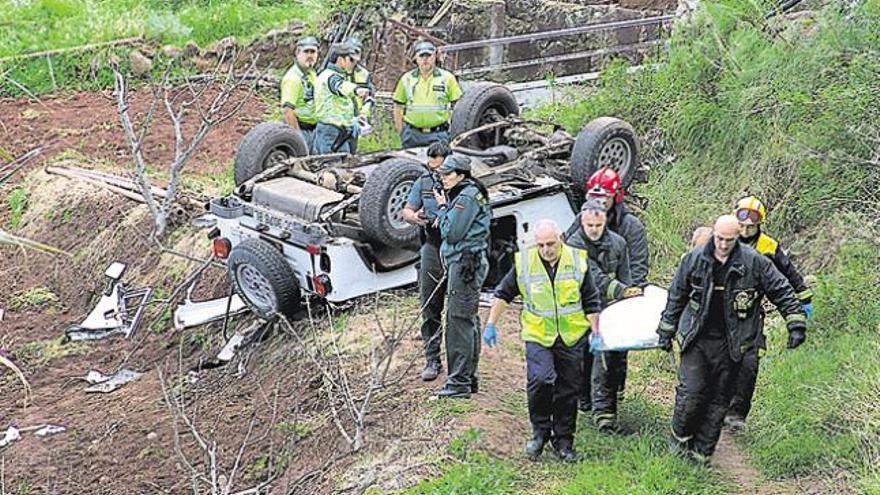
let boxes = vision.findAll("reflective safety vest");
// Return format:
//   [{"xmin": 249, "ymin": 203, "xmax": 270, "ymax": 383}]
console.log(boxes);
[
  {"xmin": 314, "ymin": 65, "xmax": 358, "ymax": 128},
  {"xmin": 516, "ymin": 246, "xmax": 591, "ymax": 348},
  {"xmin": 351, "ymin": 65, "xmax": 373, "ymax": 119},
  {"xmin": 280, "ymin": 63, "xmax": 317, "ymax": 125},
  {"xmin": 392, "ymin": 68, "xmax": 462, "ymax": 129}
]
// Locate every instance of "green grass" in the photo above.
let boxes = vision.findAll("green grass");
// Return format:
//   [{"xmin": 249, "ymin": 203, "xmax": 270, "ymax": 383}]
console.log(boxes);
[
  {"xmin": 6, "ymin": 186, "xmax": 29, "ymax": 229},
  {"xmin": 7, "ymin": 286, "xmax": 60, "ymax": 311},
  {"xmin": 0, "ymin": 0, "xmax": 328, "ymax": 96}
]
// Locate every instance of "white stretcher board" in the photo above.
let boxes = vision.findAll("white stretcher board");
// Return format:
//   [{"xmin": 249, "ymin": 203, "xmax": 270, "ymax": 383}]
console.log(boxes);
[{"xmin": 591, "ymin": 284, "xmax": 668, "ymax": 352}]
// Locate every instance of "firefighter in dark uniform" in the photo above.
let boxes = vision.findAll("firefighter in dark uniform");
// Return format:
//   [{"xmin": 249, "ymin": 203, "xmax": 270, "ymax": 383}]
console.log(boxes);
[
  {"xmin": 483, "ymin": 220, "xmax": 602, "ymax": 461},
  {"xmin": 564, "ymin": 199, "xmax": 642, "ymax": 431},
  {"xmin": 657, "ymin": 215, "xmax": 807, "ymax": 463},
  {"xmin": 433, "ymin": 154, "xmax": 491, "ymax": 398},
  {"xmin": 403, "ymin": 142, "xmax": 452, "ymax": 382},
  {"xmin": 724, "ymin": 196, "xmax": 814, "ymax": 431},
  {"xmin": 565, "ymin": 167, "xmax": 649, "ymax": 403}
]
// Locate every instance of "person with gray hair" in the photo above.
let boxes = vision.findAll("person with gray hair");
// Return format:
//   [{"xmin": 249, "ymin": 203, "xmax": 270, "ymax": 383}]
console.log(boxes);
[
  {"xmin": 483, "ymin": 219, "xmax": 602, "ymax": 461},
  {"xmin": 564, "ymin": 199, "xmax": 640, "ymax": 431}
]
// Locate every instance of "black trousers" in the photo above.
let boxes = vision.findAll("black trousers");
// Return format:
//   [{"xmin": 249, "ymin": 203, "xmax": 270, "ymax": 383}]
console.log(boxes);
[
  {"xmin": 728, "ymin": 347, "xmax": 760, "ymax": 420},
  {"xmin": 418, "ymin": 242, "xmax": 446, "ymax": 365},
  {"xmin": 672, "ymin": 334, "xmax": 741, "ymax": 456},
  {"xmin": 591, "ymin": 350, "xmax": 627, "ymax": 418},
  {"xmin": 526, "ymin": 335, "xmax": 586, "ymax": 448}
]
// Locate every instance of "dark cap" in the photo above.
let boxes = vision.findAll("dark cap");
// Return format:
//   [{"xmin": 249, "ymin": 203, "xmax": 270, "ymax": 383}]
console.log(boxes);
[
  {"xmin": 296, "ymin": 36, "xmax": 319, "ymax": 50},
  {"xmin": 413, "ymin": 40, "xmax": 436, "ymax": 56},
  {"xmin": 331, "ymin": 41, "xmax": 357, "ymax": 57},
  {"xmin": 437, "ymin": 154, "xmax": 471, "ymax": 174}
]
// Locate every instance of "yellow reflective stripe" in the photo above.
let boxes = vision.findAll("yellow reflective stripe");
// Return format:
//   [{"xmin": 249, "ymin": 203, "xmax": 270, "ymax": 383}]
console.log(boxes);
[
  {"xmin": 659, "ymin": 320, "xmax": 675, "ymax": 333},
  {"xmin": 785, "ymin": 313, "xmax": 807, "ymax": 324},
  {"xmin": 607, "ymin": 279, "xmax": 623, "ymax": 300},
  {"xmin": 755, "ymin": 233, "xmax": 779, "ymax": 255},
  {"xmin": 796, "ymin": 288, "xmax": 813, "ymax": 301}
]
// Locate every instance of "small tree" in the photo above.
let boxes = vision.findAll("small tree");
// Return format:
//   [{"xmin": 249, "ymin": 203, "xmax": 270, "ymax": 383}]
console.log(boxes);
[{"xmin": 113, "ymin": 51, "xmax": 259, "ymax": 239}]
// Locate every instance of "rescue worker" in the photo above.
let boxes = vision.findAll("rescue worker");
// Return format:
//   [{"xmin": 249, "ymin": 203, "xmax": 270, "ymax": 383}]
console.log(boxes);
[
  {"xmin": 402, "ymin": 141, "xmax": 452, "ymax": 381},
  {"xmin": 433, "ymin": 154, "xmax": 491, "ymax": 398},
  {"xmin": 657, "ymin": 214, "xmax": 807, "ymax": 463},
  {"xmin": 564, "ymin": 199, "xmax": 641, "ymax": 431},
  {"xmin": 724, "ymin": 196, "xmax": 814, "ymax": 431},
  {"xmin": 346, "ymin": 36, "xmax": 375, "ymax": 132},
  {"xmin": 312, "ymin": 42, "xmax": 373, "ymax": 155},
  {"xmin": 280, "ymin": 36, "xmax": 319, "ymax": 146},
  {"xmin": 564, "ymin": 166, "xmax": 649, "ymax": 402},
  {"xmin": 483, "ymin": 220, "xmax": 602, "ymax": 461},
  {"xmin": 392, "ymin": 41, "xmax": 463, "ymax": 149}
]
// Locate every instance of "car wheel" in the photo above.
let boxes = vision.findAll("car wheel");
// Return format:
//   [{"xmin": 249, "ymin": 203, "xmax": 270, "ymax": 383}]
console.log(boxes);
[
  {"xmin": 359, "ymin": 158, "xmax": 424, "ymax": 248},
  {"xmin": 569, "ymin": 117, "xmax": 639, "ymax": 195},
  {"xmin": 227, "ymin": 238, "xmax": 301, "ymax": 320},
  {"xmin": 234, "ymin": 122, "xmax": 309, "ymax": 186},
  {"xmin": 450, "ymin": 82, "xmax": 520, "ymax": 150}
]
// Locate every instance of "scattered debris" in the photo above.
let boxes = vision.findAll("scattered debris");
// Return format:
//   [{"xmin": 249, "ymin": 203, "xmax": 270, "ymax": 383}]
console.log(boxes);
[
  {"xmin": 174, "ymin": 293, "xmax": 249, "ymax": 331},
  {"xmin": 128, "ymin": 50, "xmax": 153, "ymax": 76},
  {"xmin": 81, "ymin": 369, "xmax": 144, "ymax": 393},
  {"xmin": 34, "ymin": 425, "xmax": 66, "ymax": 437},
  {"xmin": 0, "ymin": 351, "xmax": 31, "ymax": 407},
  {"xmin": 65, "ymin": 262, "xmax": 153, "ymax": 341},
  {"xmin": 0, "ymin": 426, "xmax": 20, "ymax": 448}
]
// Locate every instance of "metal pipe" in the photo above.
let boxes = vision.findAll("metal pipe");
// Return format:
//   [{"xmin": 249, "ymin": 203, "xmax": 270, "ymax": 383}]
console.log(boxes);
[
  {"xmin": 439, "ymin": 15, "xmax": 674, "ymax": 53},
  {"xmin": 455, "ymin": 39, "xmax": 667, "ymax": 76}
]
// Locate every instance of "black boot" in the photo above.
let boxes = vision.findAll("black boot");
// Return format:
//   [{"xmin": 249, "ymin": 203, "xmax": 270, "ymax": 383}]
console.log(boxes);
[
  {"xmin": 436, "ymin": 386, "xmax": 470, "ymax": 399},
  {"xmin": 552, "ymin": 441, "xmax": 579, "ymax": 463},
  {"xmin": 525, "ymin": 434, "xmax": 547, "ymax": 460},
  {"xmin": 421, "ymin": 361, "xmax": 441, "ymax": 382}
]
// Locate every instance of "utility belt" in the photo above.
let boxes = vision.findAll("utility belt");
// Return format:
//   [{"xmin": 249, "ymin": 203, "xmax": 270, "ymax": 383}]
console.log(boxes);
[{"xmin": 407, "ymin": 122, "xmax": 449, "ymax": 134}]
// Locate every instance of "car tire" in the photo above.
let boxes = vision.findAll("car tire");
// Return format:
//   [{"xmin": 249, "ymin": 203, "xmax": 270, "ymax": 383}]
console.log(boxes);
[
  {"xmin": 360, "ymin": 158, "xmax": 424, "ymax": 248},
  {"xmin": 569, "ymin": 117, "xmax": 639, "ymax": 195},
  {"xmin": 450, "ymin": 82, "xmax": 520, "ymax": 149},
  {"xmin": 234, "ymin": 122, "xmax": 309, "ymax": 186},
  {"xmin": 227, "ymin": 238, "xmax": 301, "ymax": 321}
]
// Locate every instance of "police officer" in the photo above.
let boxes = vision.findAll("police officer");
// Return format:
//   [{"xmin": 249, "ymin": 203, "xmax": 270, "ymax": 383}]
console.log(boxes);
[
  {"xmin": 402, "ymin": 142, "xmax": 452, "ymax": 381},
  {"xmin": 483, "ymin": 220, "xmax": 602, "ymax": 461},
  {"xmin": 392, "ymin": 41, "xmax": 463, "ymax": 149},
  {"xmin": 724, "ymin": 196, "xmax": 814, "ymax": 431},
  {"xmin": 346, "ymin": 36, "xmax": 376, "ymax": 135},
  {"xmin": 565, "ymin": 167, "xmax": 649, "ymax": 402},
  {"xmin": 280, "ymin": 36, "xmax": 320, "ymax": 146},
  {"xmin": 433, "ymin": 154, "xmax": 491, "ymax": 398},
  {"xmin": 657, "ymin": 215, "xmax": 807, "ymax": 463},
  {"xmin": 565, "ymin": 199, "xmax": 641, "ymax": 431},
  {"xmin": 312, "ymin": 42, "xmax": 372, "ymax": 155}
]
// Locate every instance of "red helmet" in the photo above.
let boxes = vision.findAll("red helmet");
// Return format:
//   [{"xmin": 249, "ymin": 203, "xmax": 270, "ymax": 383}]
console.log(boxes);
[{"xmin": 585, "ymin": 167, "xmax": 624, "ymax": 204}]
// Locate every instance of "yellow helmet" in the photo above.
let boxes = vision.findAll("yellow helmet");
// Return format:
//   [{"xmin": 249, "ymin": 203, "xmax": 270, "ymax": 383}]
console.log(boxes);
[{"xmin": 734, "ymin": 196, "xmax": 766, "ymax": 225}]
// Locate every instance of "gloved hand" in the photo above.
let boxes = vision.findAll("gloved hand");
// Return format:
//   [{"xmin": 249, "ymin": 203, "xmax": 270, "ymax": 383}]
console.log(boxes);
[
  {"xmin": 622, "ymin": 286, "xmax": 644, "ymax": 298},
  {"xmin": 357, "ymin": 116, "xmax": 373, "ymax": 136},
  {"xmin": 801, "ymin": 302, "xmax": 813, "ymax": 320},
  {"xmin": 483, "ymin": 323, "xmax": 497, "ymax": 348},
  {"xmin": 350, "ymin": 117, "xmax": 361, "ymax": 138},
  {"xmin": 787, "ymin": 329, "xmax": 806, "ymax": 349},
  {"xmin": 657, "ymin": 334, "xmax": 673, "ymax": 353}
]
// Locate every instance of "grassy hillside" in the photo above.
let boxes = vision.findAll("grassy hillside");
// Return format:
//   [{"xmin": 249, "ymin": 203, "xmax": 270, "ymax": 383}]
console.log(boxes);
[
  {"xmin": 528, "ymin": 0, "xmax": 880, "ymax": 491},
  {"xmin": 0, "ymin": 0, "xmax": 327, "ymax": 96}
]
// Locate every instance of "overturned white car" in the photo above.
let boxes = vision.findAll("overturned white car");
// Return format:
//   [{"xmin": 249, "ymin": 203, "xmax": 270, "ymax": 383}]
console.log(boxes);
[{"xmin": 199, "ymin": 83, "xmax": 639, "ymax": 320}]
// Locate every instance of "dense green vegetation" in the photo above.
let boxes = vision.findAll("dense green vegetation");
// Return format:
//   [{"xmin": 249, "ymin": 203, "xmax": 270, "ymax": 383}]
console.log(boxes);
[{"xmin": 0, "ymin": 0, "xmax": 326, "ymax": 95}]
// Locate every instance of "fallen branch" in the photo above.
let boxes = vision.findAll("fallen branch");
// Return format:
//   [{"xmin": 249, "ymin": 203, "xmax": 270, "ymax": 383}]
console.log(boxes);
[
  {"xmin": 0, "ymin": 352, "xmax": 31, "ymax": 408},
  {"xmin": 0, "ymin": 36, "xmax": 144, "ymax": 63}
]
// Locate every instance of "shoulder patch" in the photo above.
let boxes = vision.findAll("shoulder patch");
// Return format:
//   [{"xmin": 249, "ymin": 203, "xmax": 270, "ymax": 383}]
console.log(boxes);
[{"xmin": 755, "ymin": 234, "xmax": 779, "ymax": 256}]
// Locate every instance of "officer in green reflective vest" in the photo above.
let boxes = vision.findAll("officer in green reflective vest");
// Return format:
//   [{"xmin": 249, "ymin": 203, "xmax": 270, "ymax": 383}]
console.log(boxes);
[
  {"xmin": 312, "ymin": 42, "xmax": 373, "ymax": 155},
  {"xmin": 280, "ymin": 36, "xmax": 320, "ymax": 146},
  {"xmin": 392, "ymin": 41, "xmax": 463, "ymax": 149},
  {"xmin": 346, "ymin": 36, "xmax": 374, "ymax": 121},
  {"xmin": 483, "ymin": 220, "xmax": 602, "ymax": 462}
]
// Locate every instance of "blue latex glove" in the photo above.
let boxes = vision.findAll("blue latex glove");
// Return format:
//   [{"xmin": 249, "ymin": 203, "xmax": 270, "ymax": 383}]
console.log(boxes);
[
  {"xmin": 802, "ymin": 302, "xmax": 813, "ymax": 320},
  {"xmin": 350, "ymin": 117, "xmax": 361, "ymax": 139},
  {"xmin": 483, "ymin": 323, "xmax": 497, "ymax": 347}
]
